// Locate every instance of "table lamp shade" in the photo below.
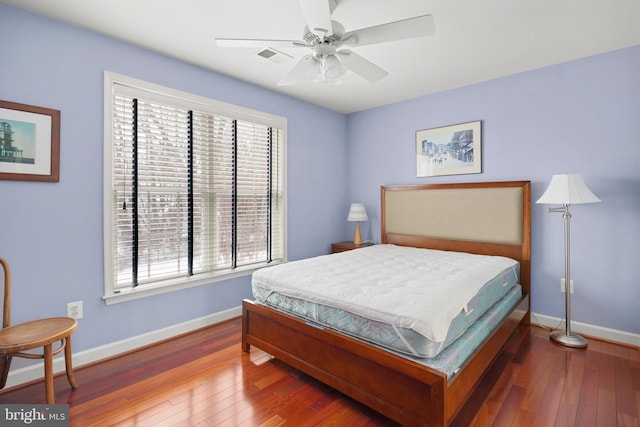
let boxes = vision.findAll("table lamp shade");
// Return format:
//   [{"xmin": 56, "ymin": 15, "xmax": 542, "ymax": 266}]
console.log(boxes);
[{"xmin": 347, "ymin": 203, "xmax": 368, "ymax": 222}]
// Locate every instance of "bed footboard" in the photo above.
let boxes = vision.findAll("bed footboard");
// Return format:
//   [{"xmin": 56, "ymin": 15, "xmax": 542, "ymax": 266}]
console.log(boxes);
[
  {"xmin": 242, "ymin": 299, "xmax": 448, "ymax": 427},
  {"xmin": 242, "ymin": 294, "xmax": 529, "ymax": 427}
]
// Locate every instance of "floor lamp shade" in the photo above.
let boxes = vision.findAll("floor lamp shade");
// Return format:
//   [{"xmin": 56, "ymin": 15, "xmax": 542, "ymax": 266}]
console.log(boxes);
[
  {"xmin": 536, "ymin": 174, "xmax": 600, "ymax": 348},
  {"xmin": 537, "ymin": 174, "xmax": 601, "ymax": 205},
  {"xmin": 347, "ymin": 203, "xmax": 368, "ymax": 245}
]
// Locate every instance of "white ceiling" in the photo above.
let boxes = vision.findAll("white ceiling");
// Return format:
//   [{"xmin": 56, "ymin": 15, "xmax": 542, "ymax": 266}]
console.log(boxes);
[{"xmin": 3, "ymin": 0, "xmax": 640, "ymax": 113}]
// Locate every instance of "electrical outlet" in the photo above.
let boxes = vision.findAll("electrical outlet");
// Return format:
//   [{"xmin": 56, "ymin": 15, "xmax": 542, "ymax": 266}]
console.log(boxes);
[
  {"xmin": 67, "ymin": 301, "xmax": 83, "ymax": 319},
  {"xmin": 560, "ymin": 278, "xmax": 574, "ymax": 294}
]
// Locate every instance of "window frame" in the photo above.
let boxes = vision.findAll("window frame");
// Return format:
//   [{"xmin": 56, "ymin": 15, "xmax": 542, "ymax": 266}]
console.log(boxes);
[{"xmin": 103, "ymin": 71, "xmax": 287, "ymax": 305}]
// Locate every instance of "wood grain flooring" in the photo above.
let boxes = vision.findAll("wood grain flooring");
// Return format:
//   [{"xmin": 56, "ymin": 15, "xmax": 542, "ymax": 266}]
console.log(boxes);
[{"xmin": 0, "ymin": 318, "xmax": 638, "ymax": 426}]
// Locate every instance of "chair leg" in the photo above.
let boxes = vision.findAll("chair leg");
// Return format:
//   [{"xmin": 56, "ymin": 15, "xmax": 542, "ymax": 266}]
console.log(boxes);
[
  {"xmin": 44, "ymin": 344, "xmax": 54, "ymax": 404},
  {"xmin": 0, "ymin": 356, "xmax": 12, "ymax": 389},
  {"xmin": 64, "ymin": 335, "xmax": 78, "ymax": 389}
]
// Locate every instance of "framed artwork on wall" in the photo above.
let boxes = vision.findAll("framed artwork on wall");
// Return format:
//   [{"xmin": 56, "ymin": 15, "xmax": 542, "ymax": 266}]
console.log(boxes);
[
  {"xmin": 0, "ymin": 100, "xmax": 60, "ymax": 182},
  {"xmin": 416, "ymin": 120, "xmax": 482, "ymax": 177}
]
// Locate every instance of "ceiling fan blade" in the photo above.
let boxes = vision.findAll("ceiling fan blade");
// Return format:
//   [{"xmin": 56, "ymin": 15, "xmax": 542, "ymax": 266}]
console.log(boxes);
[
  {"xmin": 277, "ymin": 55, "xmax": 319, "ymax": 86},
  {"xmin": 215, "ymin": 38, "xmax": 305, "ymax": 49},
  {"xmin": 298, "ymin": 0, "xmax": 336, "ymax": 36},
  {"xmin": 342, "ymin": 14, "xmax": 434, "ymax": 47},
  {"xmin": 336, "ymin": 50, "xmax": 388, "ymax": 82}
]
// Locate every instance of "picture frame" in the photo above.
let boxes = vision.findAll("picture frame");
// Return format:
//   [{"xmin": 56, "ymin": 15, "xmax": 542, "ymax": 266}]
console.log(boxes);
[
  {"xmin": 0, "ymin": 100, "xmax": 60, "ymax": 182},
  {"xmin": 416, "ymin": 120, "xmax": 482, "ymax": 177}
]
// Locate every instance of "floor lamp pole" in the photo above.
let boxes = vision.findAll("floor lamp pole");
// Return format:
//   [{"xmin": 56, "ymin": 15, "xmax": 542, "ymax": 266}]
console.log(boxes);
[{"xmin": 549, "ymin": 204, "xmax": 588, "ymax": 348}]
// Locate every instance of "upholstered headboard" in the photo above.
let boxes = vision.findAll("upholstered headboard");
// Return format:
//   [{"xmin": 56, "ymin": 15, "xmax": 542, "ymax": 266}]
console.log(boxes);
[
  {"xmin": 381, "ymin": 181, "xmax": 531, "ymax": 297},
  {"xmin": 383, "ymin": 185, "xmax": 525, "ymax": 245}
]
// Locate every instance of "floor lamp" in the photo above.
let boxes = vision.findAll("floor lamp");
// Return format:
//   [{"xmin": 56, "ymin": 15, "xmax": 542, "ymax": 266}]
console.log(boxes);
[{"xmin": 537, "ymin": 174, "xmax": 600, "ymax": 348}]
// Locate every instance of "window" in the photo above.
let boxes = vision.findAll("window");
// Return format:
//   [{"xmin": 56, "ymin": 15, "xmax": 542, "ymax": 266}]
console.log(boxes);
[{"xmin": 103, "ymin": 72, "xmax": 286, "ymax": 304}]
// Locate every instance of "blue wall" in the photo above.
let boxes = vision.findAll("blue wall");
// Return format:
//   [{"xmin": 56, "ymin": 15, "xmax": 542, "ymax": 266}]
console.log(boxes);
[
  {"xmin": 347, "ymin": 46, "xmax": 640, "ymax": 335},
  {"xmin": 0, "ymin": 5, "xmax": 348, "ymax": 352},
  {"xmin": 0, "ymin": 2, "xmax": 637, "ymax": 364}
]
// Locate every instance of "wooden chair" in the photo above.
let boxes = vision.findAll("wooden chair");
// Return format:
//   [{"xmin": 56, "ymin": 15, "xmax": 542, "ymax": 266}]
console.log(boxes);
[{"xmin": 0, "ymin": 257, "xmax": 78, "ymax": 404}]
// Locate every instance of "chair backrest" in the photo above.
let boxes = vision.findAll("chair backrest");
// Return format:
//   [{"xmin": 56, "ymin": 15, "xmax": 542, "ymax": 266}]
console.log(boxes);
[{"xmin": 0, "ymin": 257, "xmax": 10, "ymax": 328}]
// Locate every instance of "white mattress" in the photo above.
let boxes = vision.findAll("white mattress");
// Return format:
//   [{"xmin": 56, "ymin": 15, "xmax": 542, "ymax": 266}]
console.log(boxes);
[{"xmin": 251, "ymin": 244, "xmax": 518, "ymax": 343}]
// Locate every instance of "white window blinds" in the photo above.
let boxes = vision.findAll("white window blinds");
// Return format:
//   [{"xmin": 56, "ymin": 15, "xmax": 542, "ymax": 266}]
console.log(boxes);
[{"xmin": 106, "ymin": 74, "xmax": 285, "ymax": 297}]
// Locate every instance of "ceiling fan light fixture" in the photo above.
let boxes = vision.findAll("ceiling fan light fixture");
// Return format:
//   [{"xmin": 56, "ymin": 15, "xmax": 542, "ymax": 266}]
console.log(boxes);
[
  {"xmin": 323, "ymin": 54, "xmax": 346, "ymax": 80},
  {"xmin": 298, "ymin": 55, "xmax": 322, "ymax": 81}
]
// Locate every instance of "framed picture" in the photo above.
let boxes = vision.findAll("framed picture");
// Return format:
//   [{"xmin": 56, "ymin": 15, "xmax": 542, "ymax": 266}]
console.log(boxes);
[
  {"xmin": 0, "ymin": 100, "xmax": 60, "ymax": 182},
  {"xmin": 416, "ymin": 120, "xmax": 482, "ymax": 177}
]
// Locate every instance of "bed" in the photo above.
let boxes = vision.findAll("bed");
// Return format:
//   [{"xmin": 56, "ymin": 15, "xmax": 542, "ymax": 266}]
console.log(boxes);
[{"xmin": 242, "ymin": 180, "xmax": 531, "ymax": 426}]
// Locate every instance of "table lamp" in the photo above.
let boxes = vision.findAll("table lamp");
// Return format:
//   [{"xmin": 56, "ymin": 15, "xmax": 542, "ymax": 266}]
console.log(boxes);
[{"xmin": 347, "ymin": 203, "xmax": 368, "ymax": 245}]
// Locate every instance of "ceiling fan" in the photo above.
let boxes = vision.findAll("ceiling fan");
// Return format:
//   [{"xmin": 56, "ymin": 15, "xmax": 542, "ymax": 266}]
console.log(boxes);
[{"xmin": 215, "ymin": 0, "xmax": 435, "ymax": 85}]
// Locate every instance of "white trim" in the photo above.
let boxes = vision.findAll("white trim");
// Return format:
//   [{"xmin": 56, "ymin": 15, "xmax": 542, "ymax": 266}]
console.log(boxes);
[
  {"xmin": 102, "ymin": 70, "xmax": 288, "ymax": 303},
  {"xmin": 102, "ymin": 263, "xmax": 281, "ymax": 305},
  {"xmin": 104, "ymin": 71, "xmax": 287, "ymax": 127},
  {"xmin": 3, "ymin": 306, "xmax": 242, "ymax": 389},
  {"xmin": 531, "ymin": 312, "xmax": 640, "ymax": 347},
  {"xmin": 7, "ymin": 308, "xmax": 635, "ymax": 390}
]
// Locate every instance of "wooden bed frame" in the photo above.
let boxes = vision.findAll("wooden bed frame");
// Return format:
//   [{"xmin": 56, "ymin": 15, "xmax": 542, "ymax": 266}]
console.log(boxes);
[{"xmin": 242, "ymin": 181, "xmax": 531, "ymax": 426}]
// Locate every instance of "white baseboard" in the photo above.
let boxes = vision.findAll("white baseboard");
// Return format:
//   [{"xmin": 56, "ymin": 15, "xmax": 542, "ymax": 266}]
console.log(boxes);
[
  {"xmin": 531, "ymin": 312, "xmax": 640, "ymax": 347},
  {"xmin": 4, "ymin": 305, "xmax": 242, "ymax": 389},
  {"xmin": 6, "ymin": 307, "xmax": 637, "ymax": 390}
]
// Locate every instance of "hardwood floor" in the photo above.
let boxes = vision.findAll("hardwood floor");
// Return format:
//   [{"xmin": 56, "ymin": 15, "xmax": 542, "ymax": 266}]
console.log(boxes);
[{"xmin": 0, "ymin": 318, "xmax": 638, "ymax": 426}]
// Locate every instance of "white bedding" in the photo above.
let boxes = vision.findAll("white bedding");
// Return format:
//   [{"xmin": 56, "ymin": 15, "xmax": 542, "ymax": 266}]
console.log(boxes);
[{"xmin": 251, "ymin": 244, "xmax": 518, "ymax": 342}]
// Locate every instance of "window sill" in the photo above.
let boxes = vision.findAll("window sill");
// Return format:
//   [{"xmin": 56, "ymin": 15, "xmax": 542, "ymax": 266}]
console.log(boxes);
[{"xmin": 102, "ymin": 262, "xmax": 282, "ymax": 305}]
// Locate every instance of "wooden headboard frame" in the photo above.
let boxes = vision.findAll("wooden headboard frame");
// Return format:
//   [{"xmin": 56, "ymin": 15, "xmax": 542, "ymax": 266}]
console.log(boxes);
[{"xmin": 381, "ymin": 180, "xmax": 531, "ymax": 319}]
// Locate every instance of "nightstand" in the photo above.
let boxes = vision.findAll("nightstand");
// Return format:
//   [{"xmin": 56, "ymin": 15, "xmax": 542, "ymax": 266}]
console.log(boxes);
[{"xmin": 330, "ymin": 241, "xmax": 375, "ymax": 254}]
